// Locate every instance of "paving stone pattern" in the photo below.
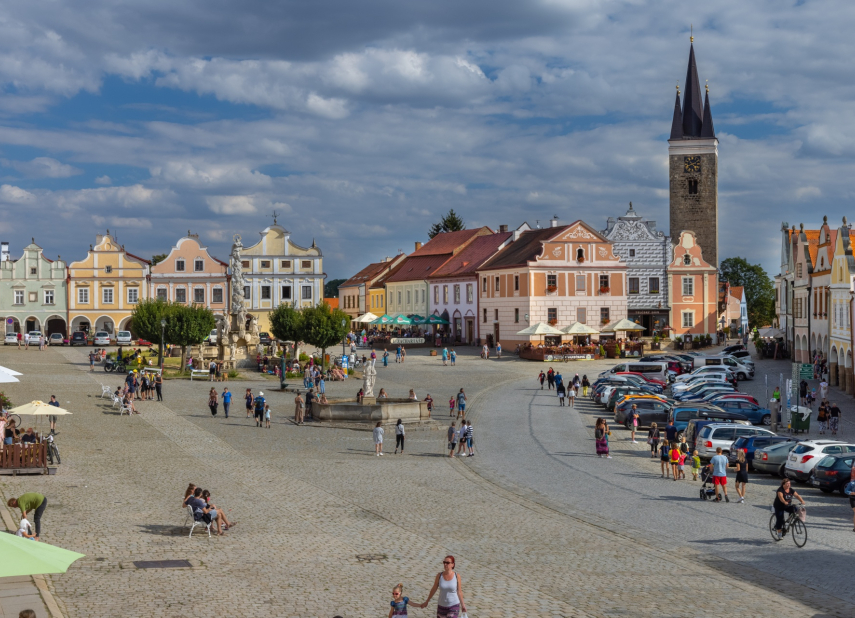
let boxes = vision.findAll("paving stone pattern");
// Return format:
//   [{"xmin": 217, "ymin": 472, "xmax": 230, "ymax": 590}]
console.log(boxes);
[{"xmin": 0, "ymin": 344, "xmax": 846, "ymax": 617}]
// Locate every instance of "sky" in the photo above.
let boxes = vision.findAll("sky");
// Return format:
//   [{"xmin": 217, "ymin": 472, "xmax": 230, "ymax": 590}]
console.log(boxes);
[{"xmin": 0, "ymin": 0, "xmax": 850, "ymax": 280}]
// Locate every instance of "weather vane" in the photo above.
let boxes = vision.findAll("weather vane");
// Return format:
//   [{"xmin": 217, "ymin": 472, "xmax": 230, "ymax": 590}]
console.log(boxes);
[
  {"xmin": 270, "ymin": 210, "xmax": 280, "ymax": 225},
  {"xmin": 690, "ymin": 24, "xmax": 693, "ymax": 43}
]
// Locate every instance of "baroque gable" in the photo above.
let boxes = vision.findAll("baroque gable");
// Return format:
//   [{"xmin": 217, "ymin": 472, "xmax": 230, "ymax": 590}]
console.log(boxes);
[
  {"xmin": 553, "ymin": 221, "xmax": 607, "ymax": 243},
  {"xmin": 604, "ymin": 219, "xmax": 662, "ymax": 242}
]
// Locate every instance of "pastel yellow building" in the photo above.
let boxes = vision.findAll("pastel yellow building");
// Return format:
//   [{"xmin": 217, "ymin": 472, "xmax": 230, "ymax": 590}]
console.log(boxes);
[
  {"xmin": 68, "ymin": 232, "xmax": 149, "ymax": 337},
  {"xmin": 239, "ymin": 223, "xmax": 324, "ymax": 332}
]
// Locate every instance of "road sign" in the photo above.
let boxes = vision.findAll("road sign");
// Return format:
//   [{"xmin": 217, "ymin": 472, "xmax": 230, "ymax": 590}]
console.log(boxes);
[{"xmin": 799, "ymin": 364, "xmax": 813, "ymax": 379}]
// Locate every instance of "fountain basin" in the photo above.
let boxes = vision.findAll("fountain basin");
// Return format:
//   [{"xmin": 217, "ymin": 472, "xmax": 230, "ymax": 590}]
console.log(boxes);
[{"xmin": 314, "ymin": 398, "xmax": 430, "ymax": 423}]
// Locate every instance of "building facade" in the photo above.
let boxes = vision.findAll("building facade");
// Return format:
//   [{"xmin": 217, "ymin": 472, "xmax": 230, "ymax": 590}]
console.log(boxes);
[
  {"xmin": 792, "ymin": 225, "xmax": 820, "ymax": 363},
  {"xmin": 669, "ymin": 42, "xmax": 719, "ymax": 267},
  {"xmin": 829, "ymin": 219, "xmax": 854, "ymax": 393},
  {"xmin": 239, "ymin": 223, "xmax": 324, "ymax": 332},
  {"xmin": 149, "ymin": 233, "xmax": 229, "ymax": 315},
  {"xmin": 477, "ymin": 221, "xmax": 627, "ymax": 347},
  {"xmin": 719, "ymin": 285, "xmax": 748, "ymax": 336},
  {"xmin": 601, "ymin": 203, "xmax": 670, "ymax": 335},
  {"xmin": 0, "ymin": 240, "xmax": 68, "ymax": 336},
  {"xmin": 68, "ymin": 233, "xmax": 149, "ymax": 335},
  {"xmin": 810, "ymin": 218, "xmax": 835, "ymax": 364},
  {"xmin": 667, "ymin": 231, "xmax": 717, "ymax": 337},
  {"xmin": 338, "ymin": 254, "xmax": 407, "ymax": 324},
  {"xmin": 427, "ymin": 231, "xmax": 512, "ymax": 344}
]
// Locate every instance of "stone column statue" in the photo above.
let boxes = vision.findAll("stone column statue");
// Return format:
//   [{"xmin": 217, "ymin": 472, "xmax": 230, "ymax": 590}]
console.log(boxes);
[
  {"xmin": 229, "ymin": 235, "xmax": 246, "ymax": 336},
  {"xmin": 362, "ymin": 361, "xmax": 376, "ymax": 398}
]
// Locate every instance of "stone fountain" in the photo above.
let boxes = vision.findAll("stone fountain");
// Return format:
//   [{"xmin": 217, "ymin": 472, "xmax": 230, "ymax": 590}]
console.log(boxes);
[{"xmin": 211, "ymin": 234, "xmax": 260, "ymax": 368}]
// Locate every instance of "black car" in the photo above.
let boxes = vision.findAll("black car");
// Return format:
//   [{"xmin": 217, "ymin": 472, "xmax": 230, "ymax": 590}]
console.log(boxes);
[
  {"xmin": 723, "ymin": 344, "xmax": 746, "ymax": 354},
  {"xmin": 258, "ymin": 332, "xmax": 272, "ymax": 345},
  {"xmin": 614, "ymin": 398, "xmax": 672, "ymax": 428},
  {"xmin": 69, "ymin": 331, "xmax": 88, "ymax": 346},
  {"xmin": 728, "ymin": 435, "xmax": 795, "ymax": 468},
  {"xmin": 811, "ymin": 453, "xmax": 855, "ymax": 494}
]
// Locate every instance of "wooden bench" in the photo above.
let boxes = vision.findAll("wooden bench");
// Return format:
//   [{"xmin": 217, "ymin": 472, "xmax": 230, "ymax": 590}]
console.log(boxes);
[{"xmin": 190, "ymin": 369, "xmax": 209, "ymax": 381}]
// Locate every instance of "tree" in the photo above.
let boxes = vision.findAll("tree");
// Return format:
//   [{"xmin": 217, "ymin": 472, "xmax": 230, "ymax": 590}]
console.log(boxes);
[
  {"xmin": 324, "ymin": 278, "xmax": 347, "ymax": 298},
  {"xmin": 164, "ymin": 304, "xmax": 216, "ymax": 373},
  {"xmin": 719, "ymin": 257, "xmax": 776, "ymax": 328},
  {"xmin": 269, "ymin": 302, "xmax": 304, "ymax": 360},
  {"xmin": 151, "ymin": 254, "xmax": 167, "ymax": 266},
  {"xmin": 427, "ymin": 209, "xmax": 466, "ymax": 239},
  {"xmin": 299, "ymin": 302, "xmax": 351, "ymax": 370},
  {"xmin": 130, "ymin": 299, "xmax": 171, "ymax": 359}
]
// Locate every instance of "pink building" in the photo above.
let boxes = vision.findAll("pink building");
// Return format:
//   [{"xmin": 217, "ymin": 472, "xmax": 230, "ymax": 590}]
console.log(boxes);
[
  {"xmin": 667, "ymin": 231, "xmax": 718, "ymax": 337},
  {"xmin": 149, "ymin": 233, "xmax": 229, "ymax": 315}
]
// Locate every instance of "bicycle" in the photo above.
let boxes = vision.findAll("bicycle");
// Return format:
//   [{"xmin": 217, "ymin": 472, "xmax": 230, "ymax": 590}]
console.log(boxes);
[
  {"xmin": 45, "ymin": 434, "xmax": 61, "ymax": 465},
  {"xmin": 769, "ymin": 504, "xmax": 807, "ymax": 547},
  {"xmin": 7, "ymin": 413, "xmax": 21, "ymax": 428}
]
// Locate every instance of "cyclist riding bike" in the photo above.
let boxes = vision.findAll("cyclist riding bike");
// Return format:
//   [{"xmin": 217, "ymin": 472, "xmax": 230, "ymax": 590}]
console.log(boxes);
[{"xmin": 773, "ymin": 478, "xmax": 805, "ymax": 541}]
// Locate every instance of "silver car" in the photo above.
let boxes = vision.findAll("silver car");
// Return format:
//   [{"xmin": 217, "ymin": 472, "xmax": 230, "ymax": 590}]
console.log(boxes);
[{"xmin": 753, "ymin": 440, "xmax": 799, "ymax": 477}]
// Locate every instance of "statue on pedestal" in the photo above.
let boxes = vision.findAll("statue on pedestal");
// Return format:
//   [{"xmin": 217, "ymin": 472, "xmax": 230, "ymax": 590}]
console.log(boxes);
[{"xmin": 362, "ymin": 361, "xmax": 376, "ymax": 398}]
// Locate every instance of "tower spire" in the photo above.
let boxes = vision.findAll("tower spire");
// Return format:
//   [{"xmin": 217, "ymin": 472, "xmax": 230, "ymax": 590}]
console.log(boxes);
[
  {"xmin": 700, "ymin": 81, "xmax": 715, "ymax": 138},
  {"xmin": 681, "ymin": 42, "xmax": 704, "ymax": 137},
  {"xmin": 669, "ymin": 83, "xmax": 684, "ymax": 139}
]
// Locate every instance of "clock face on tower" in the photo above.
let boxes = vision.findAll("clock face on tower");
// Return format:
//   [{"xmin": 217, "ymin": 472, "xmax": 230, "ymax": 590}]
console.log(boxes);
[{"xmin": 684, "ymin": 156, "xmax": 701, "ymax": 173}]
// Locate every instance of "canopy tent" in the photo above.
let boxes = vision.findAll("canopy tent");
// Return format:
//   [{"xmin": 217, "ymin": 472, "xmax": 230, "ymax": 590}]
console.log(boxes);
[
  {"xmin": 410, "ymin": 315, "xmax": 427, "ymax": 325},
  {"xmin": 9, "ymin": 401, "xmax": 72, "ymax": 416},
  {"xmin": 601, "ymin": 318, "xmax": 645, "ymax": 332},
  {"xmin": 353, "ymin": 312, "xmax": 378, "ymax": 324},
  {"xmin": 0, "ymin": 533, "xmax": 85, "ymax": 578},
  {"xmin": 516, "ymin": 322, "xmax": 565, "ymax": 336},
  {"xmin": 560, "ymin": 322, "xmax": 601, "ymax": 335},
  {"xmin": 759, "ymin": 327, "xmax": 785, "ymax": 339}
]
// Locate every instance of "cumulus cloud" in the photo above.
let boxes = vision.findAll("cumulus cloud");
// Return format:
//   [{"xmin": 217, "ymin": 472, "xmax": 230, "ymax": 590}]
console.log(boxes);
[
  {"xmin": 206, "ymin": 195, "xmax": 259, "ymax": 215},
  {"xmin": 0, "ymin": 184, "xmax": 36, "ymax": 203},
  {"xmin": 4, "ymin": 157, "xmax": 82, "ymax": 178},
  {"xmin": 95, "ymin": 175, "xmax": 112, "ymax": 185}
]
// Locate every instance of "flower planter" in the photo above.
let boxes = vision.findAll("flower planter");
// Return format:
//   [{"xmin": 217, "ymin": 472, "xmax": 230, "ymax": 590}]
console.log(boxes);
[
  {"xmin": 651, "ymin": 342, "xmax": 661, "ymax": 350},
  {"xmin": 546, "ymin": 285, "xmax": 557, "ymax": 293}
]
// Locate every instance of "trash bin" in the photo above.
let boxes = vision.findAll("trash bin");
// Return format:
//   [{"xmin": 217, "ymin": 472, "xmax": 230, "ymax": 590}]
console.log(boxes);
[{"xmin": 789, "ymin": 406, "xmax": 811, "ymax": 433}]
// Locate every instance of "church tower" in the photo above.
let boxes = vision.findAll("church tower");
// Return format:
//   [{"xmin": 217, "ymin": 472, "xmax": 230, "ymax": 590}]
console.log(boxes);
[{"xmin": 669, "ymin": 39, "xmax": 719, "ymax": 266}]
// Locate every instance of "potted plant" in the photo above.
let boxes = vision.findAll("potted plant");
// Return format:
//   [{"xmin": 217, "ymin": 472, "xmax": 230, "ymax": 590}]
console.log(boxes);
[
  {"xmin": 651, "ymin": 335, "xmax": 661, "ymax": 350},
  {"xmin": 692, "ymin": 335, "xmax": 701, "ymax": 349},
  {"xmin": 599, "ymin": 286, "xmax": 610, "ymax": 294},
  {"xmin": 548, "ymin": 318, "xmax": 558, "ymax": 326},
  {"xmin": 577, "ymin": 256, "xmax": 585, "ymax": 263},
  {"xmin": 546, "ymin": 284, "xmax": 557, "ymax": 293},
  {"xmin": 601, "ymin": 318, "xmax": 610, "ymax": 325}
]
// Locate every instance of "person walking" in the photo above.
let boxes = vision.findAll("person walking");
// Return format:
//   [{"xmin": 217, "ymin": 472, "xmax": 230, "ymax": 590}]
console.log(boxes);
[
  {"xmin": 456, "ymin": 389, "xmax": 466, "ymax": 418},
  {"xmin": 7, "ymin": 493, "xmax": 46, "ymax": 541},
  {"xmin": 734, "ymin": 449, "xmax": 749, "ymax": 503},
  {"xmin": 294, "ymin": 392, "xmax": 304, "ymax": 425},
  {"xmin": 567, "ymin": 383, "xmax": 576, "ymax": 408},
  {"xmin": 415, "ymin": 556, "xmax": 466, "ymax": 617},
  {"xmin": 16, "ymin": 331, "xmax": 22, "ymax": 350},
  {"xmin": 538, "ymin": 371, "xmax": 545, "ymax": 390},
  {"xmin": 401, "ymin": 346, "xmax": 407, "ymax": 362},
  {"xmin": 221, "ymin": 387, "xmax": 232, "ymax": 419},
  {"xmin": 830, "ymin": 402, "xmax": 841, "ymax": 435},
  {"xmin": 447, "ymin": 421, "xmax": 457, "ymax": 458},
  {"xmin": 496, "ymin": 342, "xmax": 502, "ymax": 358},
  {"xmin": 88, "ymin": 350, "xmax": 95, "ymax": 372},
  {"xmin": 817, "ymin": 402, "xmax": 828, "ymax": 434},
  {"xmin": 547, "ymin": 368, "xmax": 555, "ymax": 390},
  {"xmin": 450, "ymin": 348, "xmax": 456, "ymax": 366},
  {"xmin": 799, "ymin": 380, "xmax": 808, "ymax": 407},
  {"xmin": 373, "ymin": 422, "xmax": 385, "ymax": 456},
  {"xmin": 442, "ymin": 347, "xmax": 448, "ymax": 366},
  {"xmin": 394, "ymin": 419, "xmax": 405, "ymax": 454},
  {"xmin": 557, "ymin": 381, "xmax": 566, "ymax": 407},
  {"xmin": 456, "ymin": 421, "xmax": 468, "ymax": 457},
  {"xmin": 464, "ymin": 421, "xmax": 474, "ymax": 457},
  {"xmin": 595, "ymin": 418, "xmax": 611, "ymax": 458},
  {"xmin": 581, "ymin": 375, "xmax": 590, "ymax": 397},
  {"xmin": 659, "ymin": 437, "xmax": 671, "ymax": 478},
  {"xmin": 396, "ymin": 345, "xmax": 402, "ymax": 363},
  {"xmin": 206, "ymin": 388, "xmax": 219, "ymax": 416},
  {"xmin": 47, "ymin": 395, "xmax": 60, "ymax": 435},
  {"xmin": 647, "ymin": 423, "xmax": 660, "ymax": 458},
  {"xmin": 254, "ymin": 391, "xmax": 266, "ymax": 428},
  {"xmin": 711, "ymin": 447, "xmax": 730, "ymax": 502},
  {"xmin": 155, "ymin": 372, "xmax": 163, "ymax": 401},
  {"xmin": 264, "ymin": 403, "xmax": 271, "ymax": 428},
  {"xmin": 629, "ymin": 404, "xmax": 639, "ymax": 443},
  {"xmin": 847, "ymin": 462, "xmax": 855, "ymax": 532},
  {"xmin": 245, "ymin": 388, "xmax": 254, "ymax": 418},
  {"xmin": 209, "ymin": 359, "xmax": 217, "ymax": 382},
  {"xmin": 383, "ymin": 348, "xmax": 389, "ymax": 367},
  {"xmin": 820, "ymin": 377, "xmax": 829, "ymax": 400},
  {"xmin": 448, "ymin": 395, "xmax": 455, "ymax": 417}
]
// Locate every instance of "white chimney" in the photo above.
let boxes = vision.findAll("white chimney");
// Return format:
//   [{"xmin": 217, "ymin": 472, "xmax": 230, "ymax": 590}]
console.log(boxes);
[
  {"xmin": 550, "ymin": 215, "xmax": 559, "ymax": 228},
  {"xmin": 0, "ymin": 242, "xmax": 9, "ymax": 262}
]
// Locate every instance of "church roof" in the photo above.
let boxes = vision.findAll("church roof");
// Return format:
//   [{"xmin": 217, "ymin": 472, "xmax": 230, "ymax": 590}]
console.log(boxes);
[
  {"xmin": 669, "ymin": 90, "xmax": 683, "ymax": 140},
  {"xmin": 674, "ymin": 43, "xmax": 715, "ymax": 139}
]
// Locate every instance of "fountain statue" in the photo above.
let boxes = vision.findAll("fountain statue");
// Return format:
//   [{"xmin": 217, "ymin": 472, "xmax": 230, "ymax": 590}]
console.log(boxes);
[
  {"xmin": 216, "ymin": 234, "xmax": 257, "ymax": 366},
  {"xmin": 362, "ymin": 361, "xmax": 376, "ymax": 399}
]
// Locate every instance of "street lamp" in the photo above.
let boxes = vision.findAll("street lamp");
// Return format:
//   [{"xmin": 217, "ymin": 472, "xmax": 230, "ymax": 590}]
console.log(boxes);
[
  {"xmin": 341, "ymin": 318, "xmax": 347, "ymax": 360},
  {"xmin": 159, "ymin": 318, "xmax": 166, "ymax": 370}
]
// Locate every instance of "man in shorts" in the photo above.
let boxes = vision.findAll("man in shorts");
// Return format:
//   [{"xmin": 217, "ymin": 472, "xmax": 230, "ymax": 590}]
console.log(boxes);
[
  {"xmin": 447, "ymin": 421, "xmax": 457, "ymax": 458},
  {"xmin": 253, "ymin": 391, "xmax": 266, "ymax": 428},
  {"xmin": 456, "ymin": 388, "xmax": 467, "ymax": 419},
  {"xmin": 47, "ymin": 395, "xmax": 60, "ymax": 435},
  {"xmin": 710, "ymin": 447, "xmax": 730, "ymax": 503},
  {"xmin": 88, "ymin": 351, "xmax": 95, "ymax": 372}
]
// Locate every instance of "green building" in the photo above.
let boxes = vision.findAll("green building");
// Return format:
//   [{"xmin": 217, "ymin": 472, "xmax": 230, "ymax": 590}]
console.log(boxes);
[{"xmin": 0, "ymin": 240, "xmax": 68, "ymax": 336}]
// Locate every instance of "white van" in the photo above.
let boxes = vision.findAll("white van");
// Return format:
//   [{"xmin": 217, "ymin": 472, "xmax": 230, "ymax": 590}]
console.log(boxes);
[
  {"xmin": 206, "ymin": 329, "xmax": 217, "ymax": 345},
  {"xmin": 693, "ymin": 355, "xmax": 754, "ymax": 380},
  {"xmin": 598, "ymin": 361, "xmax": 671, "ymax": 383}
]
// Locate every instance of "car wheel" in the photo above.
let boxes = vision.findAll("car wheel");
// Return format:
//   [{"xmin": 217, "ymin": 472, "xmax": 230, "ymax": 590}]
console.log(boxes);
[
  {"xmin": 761, "ymin": 414, "xmax": 771, "ymax": 426},
  {"xmin": 778, "ymin": 464, "xmax": 787, "ymax": 478},
  {"xmin": 820, "ymin": 487, "xmax": 833, "ymax": 494},
  {"xmin": 738, "ymin": 373, "xmax": 746, "ymax": 380}
]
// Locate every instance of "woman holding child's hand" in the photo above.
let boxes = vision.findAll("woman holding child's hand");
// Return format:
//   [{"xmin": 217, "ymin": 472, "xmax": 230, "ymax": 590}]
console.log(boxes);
[{"xmin": 414, "ymin": 555, "xmax": 465, "ymax": 616}]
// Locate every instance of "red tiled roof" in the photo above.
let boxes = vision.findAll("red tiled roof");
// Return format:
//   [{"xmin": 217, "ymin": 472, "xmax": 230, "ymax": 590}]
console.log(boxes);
[
  {"xmin": 802, "ymin": 230, "xmax": 821, "ymax": 266},
  {"xmin": 729, "ymin": 286, "xmax": 744, "ymax": 301},
  {"xmin": 428, "ymin": 232, "xmax": 512, "ymax": 279},
  {"xmin": 412, "ymin": 228, "xmax": 491, "ymax": 256},
  {"xmin": 340, "ymin": 260, "xmax": 392, "ymax": 288},
  {"xmin": 324, "ymin": 298, "xmax": 339, "ymax": 309},
  {"xmin": 479, "ymin": 227, "xmax": 570, "ymax": 271},
  {"xmin": 384, "ymin": 254, "xmax": 453, "ymax": 283}
]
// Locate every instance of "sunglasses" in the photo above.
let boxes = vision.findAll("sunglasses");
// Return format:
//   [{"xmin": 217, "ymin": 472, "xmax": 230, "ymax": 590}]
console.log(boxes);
[{"xmin": 443, "ymin": 561, "xmax": 452, "ymax": 565}]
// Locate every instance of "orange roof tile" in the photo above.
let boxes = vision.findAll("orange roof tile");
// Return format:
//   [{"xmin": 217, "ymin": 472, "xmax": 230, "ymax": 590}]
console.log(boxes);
[{"xmin": 412, "ymin": 227, "xmax": 492, "ymax": 256}]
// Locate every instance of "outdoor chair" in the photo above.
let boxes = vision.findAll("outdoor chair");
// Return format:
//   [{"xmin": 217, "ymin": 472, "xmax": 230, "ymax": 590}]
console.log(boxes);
[
  {"xmin": 186, "ymin": 505, "xmax": 212, "ymax": 538},
  {"xmin": 111, "ymin": 394, "xmax": 122, "ymax": 408},
  {"xmin": 119, "ymin": 403, "xmax": 133, "ymax": 416},
  {"xmin": 100, "ymin": 384, "xmax": 112, "ymax": 398}
]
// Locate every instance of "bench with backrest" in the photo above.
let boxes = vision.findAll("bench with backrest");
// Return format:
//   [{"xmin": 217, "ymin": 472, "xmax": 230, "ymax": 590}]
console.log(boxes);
[
  {"xmin": 190, "ymin": 369, "xmax": 209, "ymax": 381},
  {"xmin": 185, "ymin": 504, "xmax": 212, "ymax": 537}
]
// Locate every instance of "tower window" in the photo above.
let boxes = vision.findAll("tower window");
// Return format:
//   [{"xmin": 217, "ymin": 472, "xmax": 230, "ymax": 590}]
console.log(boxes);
[{"xmin": 687, "ymin": 179, "xmax": 699, "ymax": 195}]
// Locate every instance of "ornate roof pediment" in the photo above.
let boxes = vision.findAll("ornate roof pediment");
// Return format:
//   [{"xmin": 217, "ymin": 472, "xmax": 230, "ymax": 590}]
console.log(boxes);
[{"xmin": 605, "ymin": 219, "xmax": 662, "ymax": 242}]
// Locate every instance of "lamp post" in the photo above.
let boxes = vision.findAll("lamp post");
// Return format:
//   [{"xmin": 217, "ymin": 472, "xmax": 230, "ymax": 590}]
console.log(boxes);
[
  {"xmin": 341, "ymin": 318, "xmax": 347, "ymax": 361},
  {"xmin": 159, "ymin": 318, "xmax": 166, "ymax": 370}
]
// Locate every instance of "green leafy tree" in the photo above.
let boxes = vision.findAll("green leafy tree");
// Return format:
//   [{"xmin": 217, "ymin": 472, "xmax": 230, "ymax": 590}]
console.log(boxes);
[
  {"xmin": 300, "ymin": 302, "xmax": 351, "ymax": 369},
  {"xmin": 130, "ymin": 299, "xmax": 171, "ymax": 344},
  {"xmin": 427, "ymin": 209, "xmax": 466, "ymax": 239},
  {"xmin": 165, "ymin": 304, "xmax": 216, "ymax": 373},
  {"xmin": 269, "ymin": 302, "xmax": 304, "ymax": 360},
  {"xmin": 324, "ymin": 278, "xmax": 347, "ymax": 298},
  {"xmin": 720, "ymin": 257, "xmax": 776, "ymax": 328},
  {"xmin": 150, "ymin": 254, "xmax": 167, "ymax": 266}
]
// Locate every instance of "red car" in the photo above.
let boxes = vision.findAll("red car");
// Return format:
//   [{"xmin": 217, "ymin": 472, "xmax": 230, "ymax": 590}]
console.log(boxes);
[
  {"xmin": 615, "ymin": 372, "xmax": 667, "ymax": 387},
  {"xmin": 707, "ymin": 393, "xmax": 760, "ymax": 406},
  {"xmin": 136, "ymin": 338, "xmax": 153, "ymax": 346}
]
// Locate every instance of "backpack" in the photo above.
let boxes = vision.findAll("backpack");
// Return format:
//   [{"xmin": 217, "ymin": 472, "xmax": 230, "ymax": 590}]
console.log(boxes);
[{"xmin": 845, "ymin": 480, "xmax": 855, "ymax": 496}]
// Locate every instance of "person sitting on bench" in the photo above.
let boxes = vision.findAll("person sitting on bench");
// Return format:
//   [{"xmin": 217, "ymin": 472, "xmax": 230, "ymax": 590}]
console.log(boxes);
[{"xmin": 184, "ymin": 488, "xmax": 227, "ymax": 536}]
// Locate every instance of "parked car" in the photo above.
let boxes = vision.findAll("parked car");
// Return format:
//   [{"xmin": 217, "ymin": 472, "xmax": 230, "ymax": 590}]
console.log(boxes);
[
  {"xmin": 685, "ymin": 417, "xmax": 751, "ymax": 453},
  {"xmin": 723, "ymin": 343, "xmax": 746, "ymax": 354},
  {"xmin": 669, "ymin": 405, "xmax": 747, "ymax": 433},
  {"xmin": 785, "ymin": 440, "xmax": 855, "ymax": 481},
  {"xmin": 258, "ymin": 332, "xmax": 272, "ymax": 345},
  {"xmin": 613, "ymin": 372, "xmax": 666, "ymax": 387},
  {"xmin": 137, "ymin": 338, "xmax": 153, "ymax": 346},
  {"xmin": 606, "ymin": 387, "xmax": 661, "ymax": 411},
  {"xmin": 704, "ymin": 392, "xmax": 760, "ymax": 407},
  {"xmin": 612, "ymin": 393, "xmax": 668, "ymax": 415},
  {"xmin": 27, "ymin": 330, "xmax": 42, "ymax": 343},
  {"xmin": 753, "ymin": 440, "xmax": 800, "ymax": 477},
  {"xmin": 811, "ymin": 453, "xmax": 855, "ymax": 494},
  {"xmin": 205, "ymin": 329, "xmax": 217, "ymax": 345},
  {"xmin": 674, "ymin": 366, "xmax": 731, "ymax": 383},
  {"xmin": 723, "ymin": 349, "xmax": 753, "ymax": 364},
  {"xmin": 673, "ymin": 383, "xmax": 735, "ymax": 402},
  {"xmin": 614, "ymin": 398, "xmax": 672, "ymax": 428},
  {"xmin": 696, "ymin": 424, "xmax": 775, "ymax": 459},
  {"xmin": 4, "ymin": 332, "xmax": 17, "ymax": 345},
  {"xmin": 714, "ymin": 400, "xmax": 780, "ymax": 426},
  {"xmin": 672, "ymin": 375, "xmax": 731, "ymax": 395},
  {"xmin": 69, "ymin": 331, "xmax": 88, "ymax": 346},
  {"xmin": 48, "ymin": 333, "xmax": 65, "ymax": 346},
  {"xmin": 93, "ymin": 331, "xmax": 112, "ymax": 346},
  {"xmin": 116, "ymin": 331, "xmax": 133, "ymax": 345},
  {"xmin": 728, "ymin": 435, "xmax": 795, "ymax": 468}
]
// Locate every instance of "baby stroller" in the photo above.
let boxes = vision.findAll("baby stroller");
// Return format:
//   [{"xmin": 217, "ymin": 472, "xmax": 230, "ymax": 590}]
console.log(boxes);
[{"xmin": 699, "ymin": 464, "xmax": 716, "ymax": 500}]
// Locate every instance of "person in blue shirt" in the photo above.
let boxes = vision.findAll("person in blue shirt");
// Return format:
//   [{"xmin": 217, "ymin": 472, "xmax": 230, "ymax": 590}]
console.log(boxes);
[
  {"xmin": 253, "ymin": 392, "xmax": 266, "ymax": 428},
  {"xmin": 47, "ymin": 395, "xmax": 60, "ymax": 435},
  {"xmin": 220, "ymin": 388, "xmax": 232, "ymax": 419},
  {"xmin": 710, "ymin": 447, "xmax": 730, "ymax": 503}
]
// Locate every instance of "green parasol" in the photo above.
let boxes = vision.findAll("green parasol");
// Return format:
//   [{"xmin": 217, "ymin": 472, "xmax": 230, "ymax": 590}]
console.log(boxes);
[
  {"xmin": 410, "ymin": 315, "xmax": 427, "ymax": 325},
  {"xmin": 390, "ymin": 314, "xmax": 413, "ymax": 325},
  {"xmin": 0, "ymin": 533, "xmax": 85, "ymax": 578},
  {"xmin": 427, "ymin": 315, "xmax": 449, "ymax": 325},
  {"xmin": 370, "ymin": 314, "xmax": 394, "ymax": 325}
]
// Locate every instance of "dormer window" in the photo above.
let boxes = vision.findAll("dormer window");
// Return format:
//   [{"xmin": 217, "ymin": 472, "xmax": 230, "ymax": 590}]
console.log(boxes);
[{"xmin": 683, "ymin": 254, "xmax": 691, "ymax": 265}]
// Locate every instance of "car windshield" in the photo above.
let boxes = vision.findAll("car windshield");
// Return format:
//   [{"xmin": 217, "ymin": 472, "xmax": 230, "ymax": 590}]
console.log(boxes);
[
  {"xmin": 732, "ymin": 437, "xmax": 747, "ymax": 449},
  {"xmin": 792, "ymin": 444, "xmax": 814, "ymax": 455}
]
